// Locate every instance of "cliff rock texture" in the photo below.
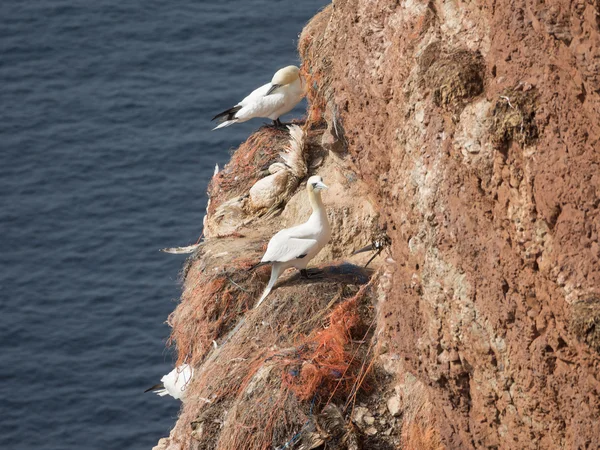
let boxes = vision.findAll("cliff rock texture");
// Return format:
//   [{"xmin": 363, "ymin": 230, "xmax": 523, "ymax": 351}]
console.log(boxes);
[
  {"xmin": 302, "ymin": 0, "xmax": 600, "ymax": 448},
  {"xmin": 156, "ymin": 0, "xmax": 600, "ymax": 448}
]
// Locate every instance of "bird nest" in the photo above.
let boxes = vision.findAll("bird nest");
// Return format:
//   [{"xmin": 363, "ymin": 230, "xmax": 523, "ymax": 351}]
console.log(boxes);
[
  {"xmin": 167, "ymin": 259, "xmax": 378, "ymax": 450},
  {"xmin": 168, "ymin": 236, "xmax": 266, "ymax": 368},
  {"xmin": 207, "ymin": 127, "xmax": 292, "ymax": 217}
]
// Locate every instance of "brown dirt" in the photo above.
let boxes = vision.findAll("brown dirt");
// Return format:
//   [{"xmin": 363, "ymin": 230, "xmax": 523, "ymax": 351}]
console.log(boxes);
[{"xmin": 299, "ymin": 1, "xmax": 600, "ymax": 449}]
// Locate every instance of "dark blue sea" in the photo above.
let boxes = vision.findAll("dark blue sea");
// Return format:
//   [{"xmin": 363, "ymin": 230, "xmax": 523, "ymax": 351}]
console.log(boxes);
[{"xmin": 0, "ymin": 1, "xmax": 328, "ymax": 448}]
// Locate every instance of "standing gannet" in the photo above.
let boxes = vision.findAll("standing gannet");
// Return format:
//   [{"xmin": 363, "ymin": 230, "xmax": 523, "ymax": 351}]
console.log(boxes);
[
  {"xmin": 253, "ymin": 175, "xmax": 331, "ymax": 307},
  {"xmin": 211, "ymin": 65, "xmax": 304, "ymax": 130},
  {"xmin": 144, "ymin": 364, "xmax": 193, "ymax": 401}
]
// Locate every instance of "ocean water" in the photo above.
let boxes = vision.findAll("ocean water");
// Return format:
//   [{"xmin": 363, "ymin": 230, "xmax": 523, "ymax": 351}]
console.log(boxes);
[{"xmin": 0, "ymin": 1, "xmax": 329, "ymax": 449}]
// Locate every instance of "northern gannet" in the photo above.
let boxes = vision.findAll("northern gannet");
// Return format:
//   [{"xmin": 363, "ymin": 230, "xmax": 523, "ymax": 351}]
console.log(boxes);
[
  {"xmin": 144, "ymin": 364, "xmax": 193, "ymax": 401},
  {"xmin": 248, "ymin": 124, "xmax": 307, "ymax": 213},
  {"xmin": 211, "ymin": 66, "xmax": 304, "ymax": 130},
  {"xmin": 253, "ymin": 175, "xmax": 331, "ymax": 307}
]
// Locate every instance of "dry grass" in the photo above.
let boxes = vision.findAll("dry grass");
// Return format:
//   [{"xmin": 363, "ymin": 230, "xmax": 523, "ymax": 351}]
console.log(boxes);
[
  {"xmin": 218, "ymin": 285, "xmax": 373, "ymax": 450},
  {"xmin": 216, "ymin": 362, "xmax": 303, "ymax": 450},
  {"xmin": 298, "ymin": 5, "xmax": 333, "ymax": 127},
  {"xmin": 420, "ymin": 46, "xmax": 485, "ymax": 116},
  {"xmin": 167, "ymin": 267, "xmax": 261, "ymax": 368},
  {"xmin": 284, "ymin": 296, "xmax": 362, "ymax": 401},
  {"xmin": 490, "ymin": 88, "xmax": 539, "ymax": 150},
  {"xmin": 168, "ymin": 262, "xmax": 375, "ymax": 450}
]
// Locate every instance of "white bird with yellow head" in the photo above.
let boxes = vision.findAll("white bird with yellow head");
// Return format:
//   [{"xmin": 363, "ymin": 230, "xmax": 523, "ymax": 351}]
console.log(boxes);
[
  {"xmin": 252, "ymin": 175, "xmax": 331, "ymax": 307},
  {"xmin": 211, "ymin": 65, "xmax": 305, "ymax": 130}
]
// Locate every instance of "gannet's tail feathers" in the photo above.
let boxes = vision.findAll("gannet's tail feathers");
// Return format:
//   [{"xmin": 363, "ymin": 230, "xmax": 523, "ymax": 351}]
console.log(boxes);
[
  {"xmin": 212, "ymin": 105, "xmax": 242, "ymax": 122},
  {"xmin": 255, "ymin": 263, "xmax": 283, "ymax": 308},
  {"xmin": 212, "ymin": 119, "xmax": 238, "ymax": 130},
  {"xmin": 212, "ymin": 105, "xmax": 241, "ymax": 130},
  {"xmin": 144, "ymin": 383, "xmax": 168, "ymax": 396}
]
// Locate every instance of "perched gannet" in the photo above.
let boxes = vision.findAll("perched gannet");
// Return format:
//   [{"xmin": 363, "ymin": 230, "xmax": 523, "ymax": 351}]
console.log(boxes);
[
  {"xmin": 253, "ymin": 175, "xmax": 331, "ymax": 307},
  {"xmin": 248, "ymin": 124, "xmax": 307, "ymax": 212},
  {"xmin": 144, "ymin": 364, "xmax": 193, "ymax": 401},
  {"xmin": 211, "ymin": 65, "xmax": 304, "ymax": 130}
]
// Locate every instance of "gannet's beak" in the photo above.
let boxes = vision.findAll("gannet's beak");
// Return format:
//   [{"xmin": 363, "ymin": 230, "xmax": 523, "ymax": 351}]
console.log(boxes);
[
  {"xmin": 315, "ymin": 181, "xmax": 328, "ymax": 191},
  {"xmin": 266, "ymin": 84, "xmax": 281, "ymax": 96},
  {"xmin": 352, "ymin": 243, "xmax": 374, "ymax": 255}
]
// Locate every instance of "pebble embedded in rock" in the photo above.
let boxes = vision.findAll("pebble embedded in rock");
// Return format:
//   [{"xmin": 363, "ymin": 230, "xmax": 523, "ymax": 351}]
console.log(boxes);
[
  {"xmin": 352, "ymin": 406, "xmax": 369, "ymax": 425},
  {"xmin": 387, "ymin": 396, "xmax": 402, "ymax": 417},
  {"xmin": 364, "ymin": 426, "xmax": 378, "ymax": 436}
]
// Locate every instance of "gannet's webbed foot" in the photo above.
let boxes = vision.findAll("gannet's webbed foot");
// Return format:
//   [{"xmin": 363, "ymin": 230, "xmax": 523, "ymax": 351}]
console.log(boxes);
[
  {"xmin": 271, "ymin": 118, "xmax": 287, "ymax": 129},
  {"xmin": 300, "ymin": 268, "xmax": 324, "ymax": 279}
]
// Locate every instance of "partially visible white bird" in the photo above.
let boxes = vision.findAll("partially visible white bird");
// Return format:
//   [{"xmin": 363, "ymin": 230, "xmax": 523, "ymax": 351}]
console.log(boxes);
[
  {"xmin": 211, "ymin": 65, "xmax": 305, "ymax": 130},
  {"xmin": 145, "ymin": 364, "xmax": 194, "ymax": 401},
  {"xmin": 252, "ymin": 175, "xmax": 331, "ymax": 307},
  {"xmin": 248, "ymin": 124, "xmax": 307, "ymax": 212}
]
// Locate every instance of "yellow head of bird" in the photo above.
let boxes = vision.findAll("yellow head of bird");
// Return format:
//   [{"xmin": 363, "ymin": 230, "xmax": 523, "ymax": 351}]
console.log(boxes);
[{"xmin": 271, "ymin": 65, "xmax": 301, "ymax": 86}]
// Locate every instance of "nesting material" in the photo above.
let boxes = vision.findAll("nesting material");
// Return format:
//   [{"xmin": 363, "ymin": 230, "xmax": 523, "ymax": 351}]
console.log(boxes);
[
  {"xmin": 420, "ymin": 45, "xmax": 485, "ymax": 115},
  {"xmin": 298, "ymin": 5, "xmax": 334, "ymax": 125},
  {"xmin": 168, "ymin": 262, "xmax": 375, "ymax": 450},
  {"xmin": 206, "ymin": 124, "xmax": 312, "ymax": 236},
  {"xmin": 207, "ymin": 127, "xmax": 290, "ymax": 218},
  {"xmin": 570, "ymin": 297, "xmax": 600, "ymax": 353},
  {"xmin": 490, "ymin": 88, "xmax": 539, "ymax": 149},
  {"xmin": 248, "ymin": 124, "xmax": 308, "ymax": 213}
]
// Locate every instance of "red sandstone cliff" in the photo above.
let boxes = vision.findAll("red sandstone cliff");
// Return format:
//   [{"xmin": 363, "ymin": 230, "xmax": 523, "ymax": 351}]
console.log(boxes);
[
  {"xmin": 156, "ymin": 1, "xmax": 600, "ymax": 449},
  {"xmin": 302, "ymin": 0, "xmax": 600, "ymax": 447}
]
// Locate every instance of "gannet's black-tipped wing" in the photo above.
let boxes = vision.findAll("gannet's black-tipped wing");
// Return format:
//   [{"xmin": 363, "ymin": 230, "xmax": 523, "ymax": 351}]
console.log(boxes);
[
  {"xmin": 144, "ymin": 383, "xmax": 168, "ymax": 396},
  {"xmin": 211, "ymin": 105, "xmax": 242, "ymax": 122}
]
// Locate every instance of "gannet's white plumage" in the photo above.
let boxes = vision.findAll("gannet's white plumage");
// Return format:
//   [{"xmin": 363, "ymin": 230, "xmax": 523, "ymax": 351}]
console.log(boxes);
[
  {"xmin": 145, "ymin": 364, "xmax": 194, "ymax": 401},
  {"xmin": 248, "ymin": 124, "xmax": 307, "ymax": 212},
  {"xmin": 255, "ymin": 175, "xmax": 331, "ymax": 307},
  {"xmin": 212, "ymin": 66, "xmax": 305, "ymax": 130}
]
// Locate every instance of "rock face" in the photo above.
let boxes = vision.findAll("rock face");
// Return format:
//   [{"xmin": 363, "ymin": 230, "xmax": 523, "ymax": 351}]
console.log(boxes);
[
  {"xmin": 301, "ymin": 0, "xmax": 600, "ymax": 448},
  {"xmin": 157, "ymin": 1, "xmax": 600, "ymax": 449}
]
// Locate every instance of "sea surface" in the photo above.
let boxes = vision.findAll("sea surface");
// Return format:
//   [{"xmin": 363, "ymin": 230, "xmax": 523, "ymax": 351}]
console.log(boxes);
[{"xmin": 0, "ymin": 1, "xmax": 329, "ymax": 448}]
